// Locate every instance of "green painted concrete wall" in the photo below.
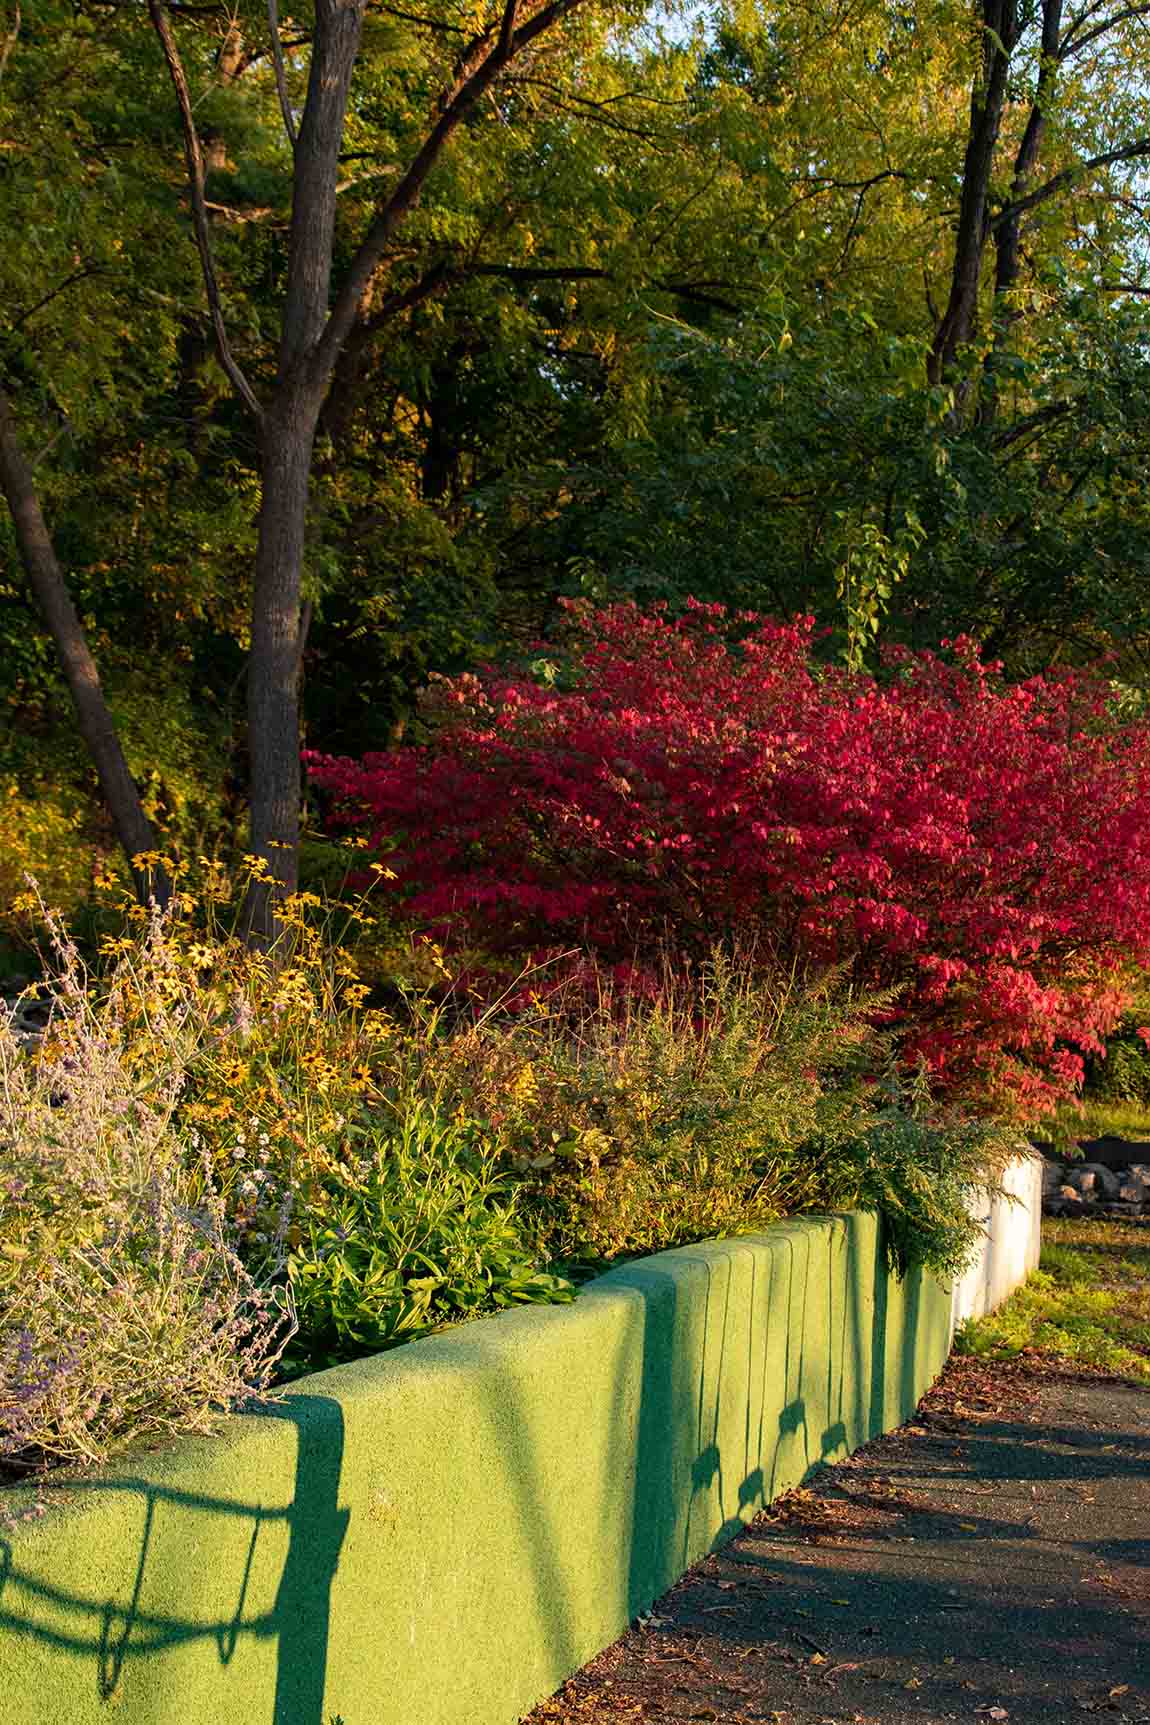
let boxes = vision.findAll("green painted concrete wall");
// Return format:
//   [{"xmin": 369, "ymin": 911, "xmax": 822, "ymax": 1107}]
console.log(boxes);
[{"xmin": 0, "ymin": 1212, "xmax": 952, "ymax": 1725}]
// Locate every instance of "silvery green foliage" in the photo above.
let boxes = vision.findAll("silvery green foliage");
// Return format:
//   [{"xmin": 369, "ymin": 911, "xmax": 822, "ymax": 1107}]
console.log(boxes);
[{"xmin": 0, "ymin": 911, "xmax": 291, "ymax": 1473}]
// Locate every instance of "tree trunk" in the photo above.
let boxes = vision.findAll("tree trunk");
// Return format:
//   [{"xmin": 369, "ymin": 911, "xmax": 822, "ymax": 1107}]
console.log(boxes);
[
  {"xmin": 983, "ymin": 0, "xmax": 1063, "ymax": 416},
  {"xmin": 0, "ymin": 384, "xmax": 167, "ymax": 904},
  {"xmin": 421, "ymin": 357, "xmax": 465, "ymax": 503},
  {"xmin": 153, "ymin": 0, "xmax": 592, "ymax": 943},
  {"xmin": 928, "ymin": 0, "xmax": 1019, "ymax": 385},
  {"xmin": 241, "ymin": 0, "xmax": 364, "ymax": 942},
  {"xmin": 244, "ymin": 391, "xmax": 323, "ymax": 940}
]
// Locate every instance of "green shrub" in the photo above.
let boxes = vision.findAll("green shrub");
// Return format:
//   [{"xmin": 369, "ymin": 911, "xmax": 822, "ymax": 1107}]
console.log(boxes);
[
  {"xmin": 820, "ymin": 1065, "xmax": 1015, "ymax": 1279},
  {"xmin": 433, "ymin": 957, "xmax": 891, "ymax": 1268},
  {"xmin": 282, "ymin": 1100, "xmax": 573, "ymax": 1374},
  {"xmin": 1087, "ymin": 1029, "xmax": 1150, "ymax": 1104},
  {"xmin": 1083, "ymin": 971, "xmax": 1150, "ymax": 1105}
]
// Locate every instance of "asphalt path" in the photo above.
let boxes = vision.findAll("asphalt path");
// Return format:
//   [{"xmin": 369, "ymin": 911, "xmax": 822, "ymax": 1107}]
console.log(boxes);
[{"xmin": 523, "ymin": 1356, "xmax": 1150, "ymax": 1725}]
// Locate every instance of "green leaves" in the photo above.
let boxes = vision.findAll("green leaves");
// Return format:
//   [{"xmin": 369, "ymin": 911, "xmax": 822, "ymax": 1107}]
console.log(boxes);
[{"xmin": 282, "ymin": 1100, "xmax": 574, "ymax": 1374}]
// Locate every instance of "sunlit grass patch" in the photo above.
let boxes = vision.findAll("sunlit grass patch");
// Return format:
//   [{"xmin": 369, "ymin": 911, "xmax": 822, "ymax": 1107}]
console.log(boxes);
[
  {"xmin": 1033, "ymin": 1097, "xmax": 1150, "ymax": 1147},
  {"xmin": 955, "ymin": 1216, "xmax": 1150, "ymax": 1383}
]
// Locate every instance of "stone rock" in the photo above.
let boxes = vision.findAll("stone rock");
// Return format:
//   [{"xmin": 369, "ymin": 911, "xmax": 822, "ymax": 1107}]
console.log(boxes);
[
  {"xmin": 1068, "ymin": 1163, "xmax": 1121, "ymax": 1200},
  {"xmin": 1058, "ymin": 1184, "xmax": 1084, "ymax": 1204},
  {"xmin": 1118, "ymin": 1182, "xmax": 1147, "ymax": 1206},
  {"xmin": 1041, "ymin": 1161, "xmax": 1066, "ymax": 1194}
]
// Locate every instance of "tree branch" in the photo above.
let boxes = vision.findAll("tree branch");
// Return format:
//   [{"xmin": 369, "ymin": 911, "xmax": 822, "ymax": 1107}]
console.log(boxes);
[
  {"xmin": 203, "ymin": 197, "xmax": 285, "ymax": 223},
  {"xmin": 1060, "ymin": 1, "xmax": 1150, "ymax": 56},
  {"xmin": 507, "ymin": 72, "xmax": 670, "ymax": 141},
  {"xmin": 268, "ymin": 0, "xmax": 298, "ymax": 147},
  {"xmin": 471, "ymin": 262, "xmax": 608, "ymax": 282},
  {"xmin": 992, "ymin": 137, "xmax": 1150, "ymax": 227},
  {"xmin": 992, "ymin": 399, "xmax": 1073, "ymax": 450},
  {"xmin": 147, "ymin": 0, "xmax": 264, "ymax": 421},
  {"xmin": 318, "ymin": 259, "xmax": 460, "ymax": 441},
  {"xmin": 8, "ymin": 265, "xmax": 103, "ymax": 332},
  {"xmin": 312, "ymin": 0, "xmax": 590, "ymax": 386},
  {"xmin": 0, "ymin": 381, "xmax": 167, "ymax": 904},
  {"xmin": 365, "ymin": 0, "xmax": 469, "ymax": 34},
  {"xmin": 0, "ymin": 2, "xmax": 19, "ymax": 87},
  {"xmin": 471, "ymin": 261, "xmax": 744, "ymax": 312},
  {"xmin": 498, "ymin": 0, "xmax": 519, "ymax": 55}
]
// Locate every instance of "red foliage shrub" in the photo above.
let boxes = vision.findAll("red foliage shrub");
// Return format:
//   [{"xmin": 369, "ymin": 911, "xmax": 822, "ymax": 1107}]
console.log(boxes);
[{"xmin": 307, "ymin": 602, "xmax": 1150, "ymax": 1113}]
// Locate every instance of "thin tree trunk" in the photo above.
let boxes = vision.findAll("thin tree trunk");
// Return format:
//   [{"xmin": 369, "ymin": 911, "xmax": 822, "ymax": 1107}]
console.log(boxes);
[
  {"xmin": 0, "ymin": 384, "xmax": 167, "ymax": 904},
  {"xmin": 240, "ymin": 0, "xmax": 362, "ymax": 942},
  {"xmin": 983, "ymin": 0, "xmax": 1063, "ymax": 417},
  {"xmin": 928, "ymin": 0, "xmax": 1019, "ymax": 386}
]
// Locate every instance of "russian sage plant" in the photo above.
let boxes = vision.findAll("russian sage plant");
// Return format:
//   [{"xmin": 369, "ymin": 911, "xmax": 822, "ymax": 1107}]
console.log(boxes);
[{"xmin": 0, "ymin": 909, "xmax": 291, "ymax": 1473}]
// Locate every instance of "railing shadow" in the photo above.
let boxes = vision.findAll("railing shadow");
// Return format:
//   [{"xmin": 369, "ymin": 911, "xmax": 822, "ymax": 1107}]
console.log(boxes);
[
  {"xmin": 0, "ymin": 1395, "xmax": 348, "ymax": 1724},
  {"xmin": 0, "ymin": 1218, "xmax": 940, "ymax": 1724}
]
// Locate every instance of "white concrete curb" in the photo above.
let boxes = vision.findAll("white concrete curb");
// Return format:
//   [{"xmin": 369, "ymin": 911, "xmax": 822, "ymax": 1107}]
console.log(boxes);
[{"xmin": 951, "ymin": 1149, "xmax": 1043, "ymax": 1329}]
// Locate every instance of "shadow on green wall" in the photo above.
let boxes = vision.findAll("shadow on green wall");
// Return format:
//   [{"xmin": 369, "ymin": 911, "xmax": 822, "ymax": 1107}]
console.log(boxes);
[
  {"xmin": 0, "ymin": 1395, "xmax": 348, "ymax": 1725},
  {"xmin": 616, "ymin": 1223, "xmax": 927, "ymax": 1624},
  {"xmin": 0, "ymin": 1222, "xmax": 935, "ymax": 1725}
]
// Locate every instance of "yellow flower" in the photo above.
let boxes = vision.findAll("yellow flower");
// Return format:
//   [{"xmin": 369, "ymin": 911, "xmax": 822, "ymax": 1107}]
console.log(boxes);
[
  {"xmin": 511, "ymin": 1063, "xmax": 539, "ymax": 1103},
  {"xmin": 98, "ymin": 936, "xmax": 134, "ymax": 958}
]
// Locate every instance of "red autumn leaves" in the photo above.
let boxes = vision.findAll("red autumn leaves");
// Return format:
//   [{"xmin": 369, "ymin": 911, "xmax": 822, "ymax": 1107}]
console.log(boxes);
[{"xmin": 308, "ymin": 602, "xmax": 1150, "ymax": 1114}]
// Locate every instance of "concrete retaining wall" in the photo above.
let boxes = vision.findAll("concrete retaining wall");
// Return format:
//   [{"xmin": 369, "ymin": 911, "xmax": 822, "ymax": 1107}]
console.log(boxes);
[
  {"xmin": 0, "ymin": 1173, "xmax": 1039, "ymax": 1725},
  {"xmin": 952, "ymin": 1151, "xmax": 1043, "ymax": 1327}
]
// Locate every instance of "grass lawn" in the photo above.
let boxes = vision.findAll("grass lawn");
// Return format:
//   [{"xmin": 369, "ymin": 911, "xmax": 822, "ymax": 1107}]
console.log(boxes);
[
  {"xmin": 956, "ymin": 1214, "xmax": 1150, "ymax": 1383},
  {"xmin": 1031, "ymin": 1097, "xmax": 1150, "ymax": 1145}
]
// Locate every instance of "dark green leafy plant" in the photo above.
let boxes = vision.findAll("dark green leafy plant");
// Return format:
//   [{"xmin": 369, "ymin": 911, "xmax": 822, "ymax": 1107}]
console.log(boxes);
[
  {"xmin": 282, "ymin": 1100, "xmax": 572, "ymax": 1375},
  {"xmin": 821, "ymin": 1066, "xmax": 1015, "ymax": 1279},
  {"xmin": 1083, "ymin": 976, "xmax": 1150, "ymax": 1105}
]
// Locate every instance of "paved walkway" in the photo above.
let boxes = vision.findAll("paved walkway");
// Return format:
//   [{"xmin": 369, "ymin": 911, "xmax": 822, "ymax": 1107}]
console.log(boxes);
[{"xmin": 524, "ymin": 1357, "xmax": 1150, "ymax": 1725}]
